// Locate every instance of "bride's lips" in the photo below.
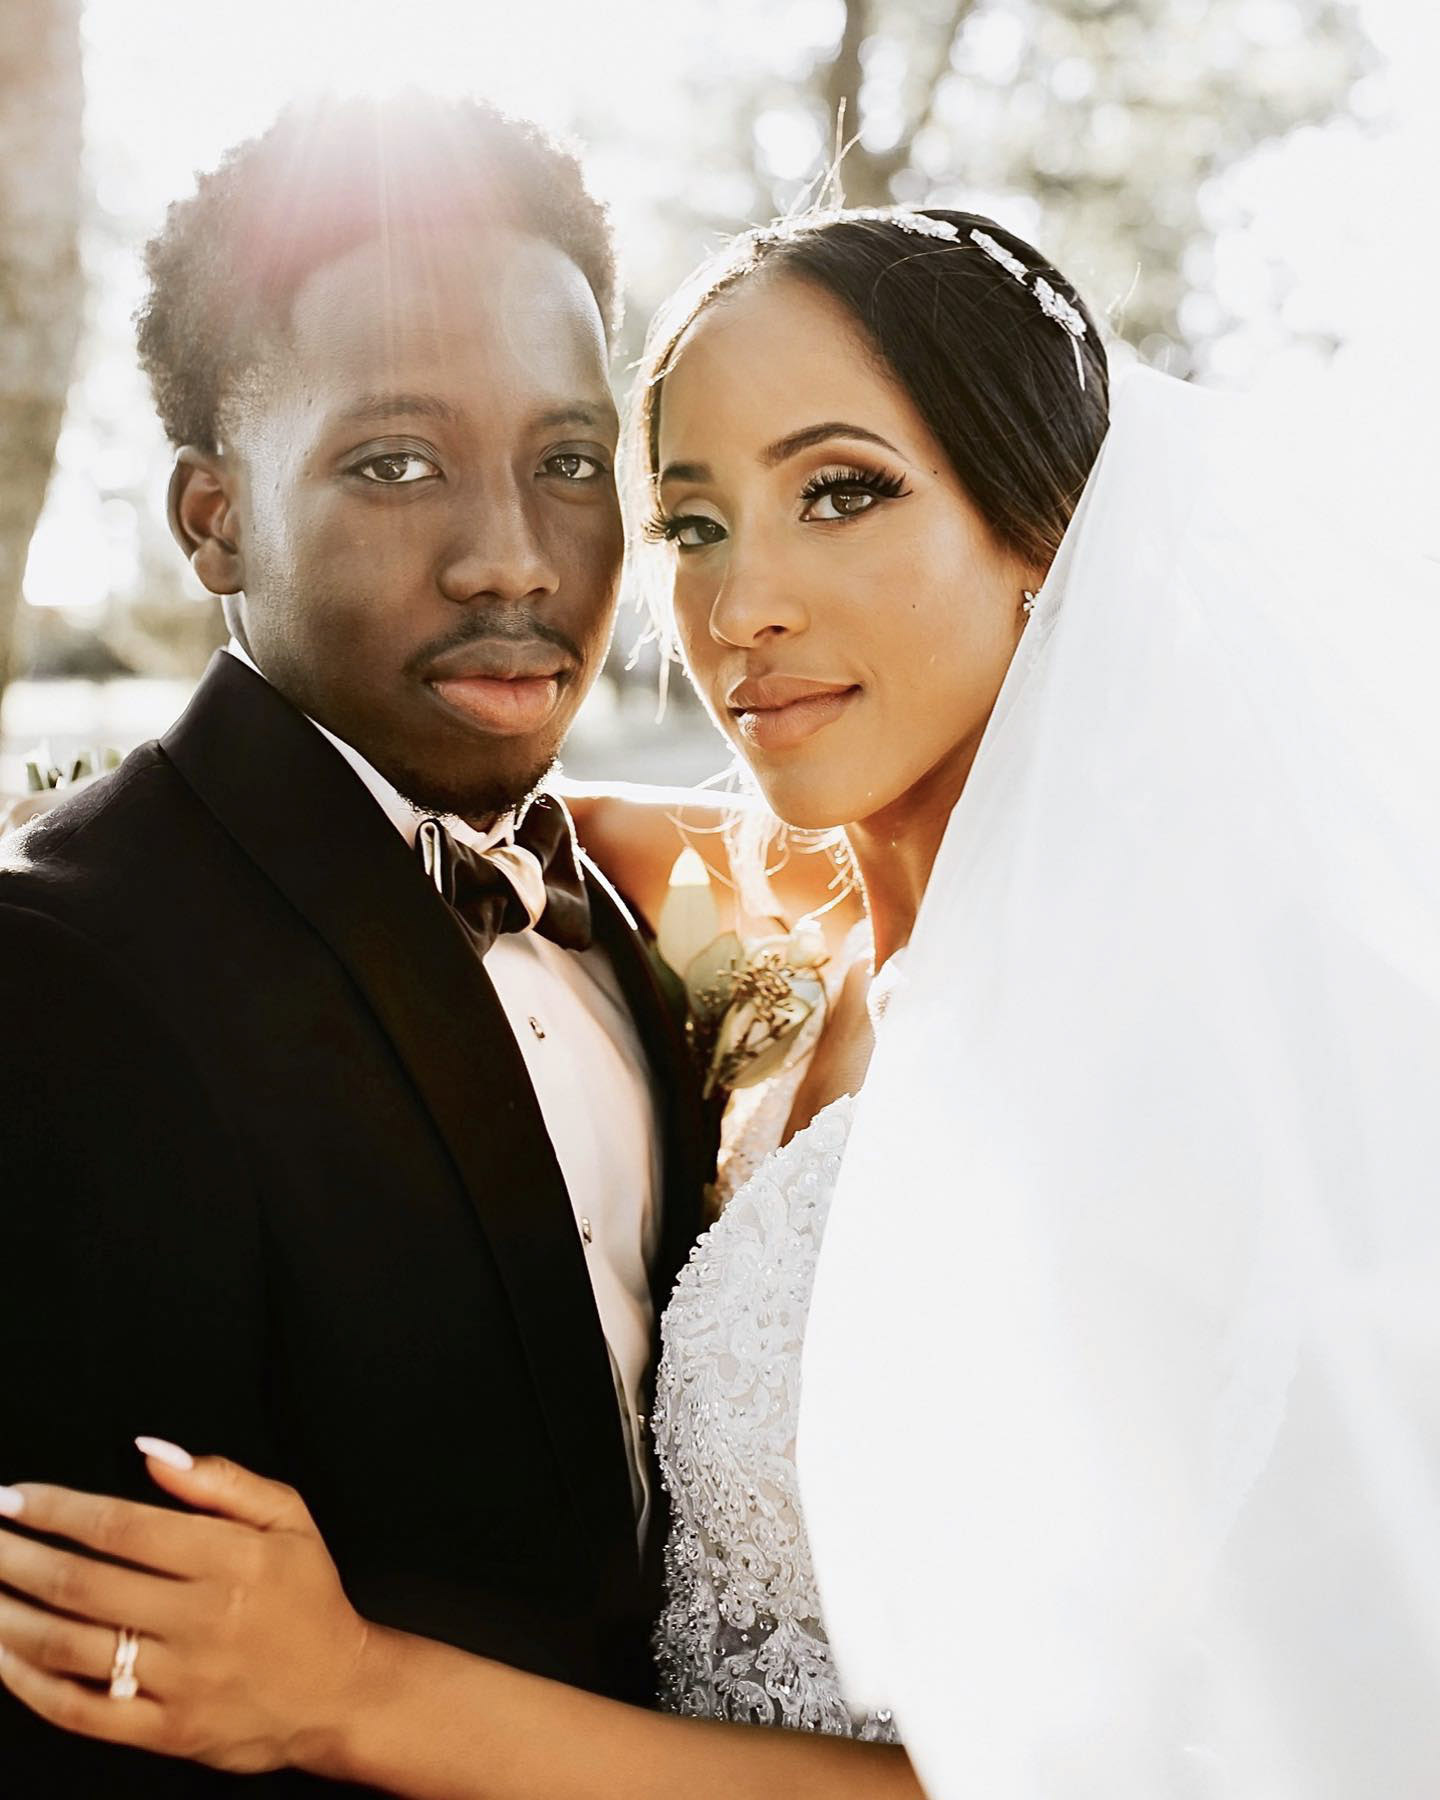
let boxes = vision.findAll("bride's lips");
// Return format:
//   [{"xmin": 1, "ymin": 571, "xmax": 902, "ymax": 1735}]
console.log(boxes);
[
  {"xmin": 423, "ymin": 643, "xmax": 571, "ymax": 738},
  {"xmin": 727, "ymin": 674, "xmax": 861, "ymax": 753}
]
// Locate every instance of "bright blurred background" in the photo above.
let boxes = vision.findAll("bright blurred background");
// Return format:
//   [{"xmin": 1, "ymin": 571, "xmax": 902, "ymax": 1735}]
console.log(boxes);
[{"xmin": 2, "ymin": 0, "xmax": 1435, "ymax": 795}]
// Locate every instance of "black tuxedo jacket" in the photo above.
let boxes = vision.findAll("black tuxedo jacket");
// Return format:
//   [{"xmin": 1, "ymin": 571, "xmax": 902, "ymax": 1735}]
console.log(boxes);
[{"xmin": 0, "ymin": 653, "xmax": 712, "ymax": 1794}]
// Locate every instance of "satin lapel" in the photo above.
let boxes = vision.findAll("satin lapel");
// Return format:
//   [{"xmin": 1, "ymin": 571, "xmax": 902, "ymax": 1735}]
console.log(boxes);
[
  {"xmin": 161, "ymin": 656, "xmax": 638, "ymax": 1565},
  {"xmin": 580, "ymin": 856, "xmax": 713, "ymax": 1317}
]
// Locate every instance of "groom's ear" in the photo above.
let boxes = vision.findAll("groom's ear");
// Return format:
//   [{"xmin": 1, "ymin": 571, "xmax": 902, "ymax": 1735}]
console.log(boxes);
[{"xmin": 169, "ymin": 448, "xmax": 244, "ymax": 597}]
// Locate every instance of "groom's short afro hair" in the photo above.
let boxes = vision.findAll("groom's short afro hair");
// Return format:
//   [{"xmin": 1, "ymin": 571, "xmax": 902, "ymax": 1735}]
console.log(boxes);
[{"xmin": 136, "ymin": 94, "xmax": 619, "ymax": 452}]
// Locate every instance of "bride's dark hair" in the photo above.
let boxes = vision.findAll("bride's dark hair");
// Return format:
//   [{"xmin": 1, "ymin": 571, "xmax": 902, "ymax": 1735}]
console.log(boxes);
[{"xmin": 629, "ymin": 209, "xmax": 1109, "ymax": 573}]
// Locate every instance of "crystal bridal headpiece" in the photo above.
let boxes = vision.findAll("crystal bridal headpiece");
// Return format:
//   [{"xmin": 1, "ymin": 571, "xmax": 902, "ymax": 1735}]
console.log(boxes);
[
  {"xmin": 770, "ymin": 207, "xmax": 1089, "ymax": 391},
  {"xmin": 967, "ymin": 226, "xmax": 1090, "ymax": 390}
]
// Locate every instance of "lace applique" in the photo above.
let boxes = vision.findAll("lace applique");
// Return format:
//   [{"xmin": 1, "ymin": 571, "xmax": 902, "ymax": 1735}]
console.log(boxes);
[{"xmin": 653, "ymin": 1091, "xmax": 899, "ymax": 1743}]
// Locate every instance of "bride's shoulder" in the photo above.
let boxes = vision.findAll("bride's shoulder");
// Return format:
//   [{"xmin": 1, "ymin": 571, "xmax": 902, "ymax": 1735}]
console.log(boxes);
[
  {"xmin": 561, "ymin": 780, "xmax": 735, "ymax": 931},
  {"xmin": 560, "ymin": 779, "xmax": 862, "ymax": 954}
]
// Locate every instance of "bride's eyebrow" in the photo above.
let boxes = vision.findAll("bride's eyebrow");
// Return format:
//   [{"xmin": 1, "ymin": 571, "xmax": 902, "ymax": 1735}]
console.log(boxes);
[
  {"xmin": 659, "ymin": 459, "xmax": 710, "ymax": 486},
  {"xmin": 761, "ymin": 421, "xmax": 902, "ymax": 466},
  {"xmin": 659, "ymin": 421, "xmax": 903, "ymax": 489}
]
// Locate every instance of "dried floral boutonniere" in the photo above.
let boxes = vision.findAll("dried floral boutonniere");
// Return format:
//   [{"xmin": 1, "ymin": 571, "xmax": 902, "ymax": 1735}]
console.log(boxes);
[
  {"xmin": 24, "ymin": 745, "xmax": 122, "ymax": 791},
  {"xmin": 2, "ymin": 746, "xmax": 122, "ymax": 839},
  {"xmin": 656, "ymin": 848, "xmax": 828, "ymax": 1100}
]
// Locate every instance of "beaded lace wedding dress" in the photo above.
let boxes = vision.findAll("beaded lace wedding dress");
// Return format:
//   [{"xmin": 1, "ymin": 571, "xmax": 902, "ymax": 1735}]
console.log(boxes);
[{"xmin": 651, "ymin": 942, "xmax": 899, "ymax": 1744}]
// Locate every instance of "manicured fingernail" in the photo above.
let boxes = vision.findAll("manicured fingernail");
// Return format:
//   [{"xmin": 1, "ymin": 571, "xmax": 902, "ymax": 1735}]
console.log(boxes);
[
  {"xmin": 0, "ymin": 1485, "xmax": 24, "ymax": 1518},
  {"xmin": 135, "ymin": 1436, "xmax": 194, "ymax": 1471}
]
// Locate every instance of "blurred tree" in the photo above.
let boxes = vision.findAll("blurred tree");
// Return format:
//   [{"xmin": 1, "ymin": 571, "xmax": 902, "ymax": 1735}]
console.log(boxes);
[
  {"xmin": 602, "ymin": 0, "xmax": 1375, "ymax": 377},
  {"xmin": 0, "ymin": 0, "xmax": 84, "ymax": 711}
]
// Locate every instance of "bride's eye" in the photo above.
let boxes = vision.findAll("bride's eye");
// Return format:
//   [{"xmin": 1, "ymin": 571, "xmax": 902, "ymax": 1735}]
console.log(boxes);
[
  {"xmin": 643, "ymin": 509, "xmax": 728, "ymax": 551},
  {"xmin": 351, "ymin": 451, "xmax": 440, "ymax": 485},
  {"xmin": 805, "ymin": 488, "xmax": 877, "ymax": 521},
  {"xmin": 799, "ymin": 465, "xmax": 909, "ymax": 523}
]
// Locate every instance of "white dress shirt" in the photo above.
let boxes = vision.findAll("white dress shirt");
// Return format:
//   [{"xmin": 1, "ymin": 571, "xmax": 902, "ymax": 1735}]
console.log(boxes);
[{"xmin": 223, "ymin": 641, "xmax": 661, "ymax": 1545}]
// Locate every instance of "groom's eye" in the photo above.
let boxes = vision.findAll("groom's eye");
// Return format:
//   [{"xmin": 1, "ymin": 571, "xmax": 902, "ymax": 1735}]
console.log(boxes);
[
  {"xmin": 351, "ymin": 451, "xmax": 440, "ymax": 485},
  {"xmin": 540, "ymin": 450, "xmax": 610, "ymax": 483}
]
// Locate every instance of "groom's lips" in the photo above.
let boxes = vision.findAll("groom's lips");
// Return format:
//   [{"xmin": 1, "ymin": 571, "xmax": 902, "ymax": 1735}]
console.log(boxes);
[
  {"xmin": 727, "ymin": 674, "xmax": 861, "ymax": 753},
  {"xmin": 423, "ymin": 642, "xmax": 572, "ymax": 738}
]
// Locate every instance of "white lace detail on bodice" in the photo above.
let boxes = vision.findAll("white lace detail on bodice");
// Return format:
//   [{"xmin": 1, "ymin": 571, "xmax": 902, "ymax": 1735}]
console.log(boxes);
[{"xmin": 652, "ymin": 1038, "xmax": 899, "ymax": 1742}]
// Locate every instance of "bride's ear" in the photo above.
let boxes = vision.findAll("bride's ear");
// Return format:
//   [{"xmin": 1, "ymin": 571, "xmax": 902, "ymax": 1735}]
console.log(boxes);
[{"xmin": 169, "ymin": 448, "xmax": 244, "ymax": 596}]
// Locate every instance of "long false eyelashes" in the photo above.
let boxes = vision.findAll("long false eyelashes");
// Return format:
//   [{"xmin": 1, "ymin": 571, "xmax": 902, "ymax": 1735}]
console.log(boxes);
[
  {"xmin": 798, "ymin": 464, "xmax": 910, "ymax": 503},
  {"xmin": 645, "ymin": 462, "xmax": 911, "ymax": 543}
]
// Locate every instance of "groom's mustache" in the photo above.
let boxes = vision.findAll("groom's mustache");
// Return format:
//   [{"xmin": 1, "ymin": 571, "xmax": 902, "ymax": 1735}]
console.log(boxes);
[{"xmin": 404, "ymin": 616, "xmax": 584, "ymax": 683}]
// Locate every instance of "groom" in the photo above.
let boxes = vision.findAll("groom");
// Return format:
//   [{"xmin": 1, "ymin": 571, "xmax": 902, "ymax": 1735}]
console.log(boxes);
[{"xmin": 0, "ymin": 99, "xmax": 711, "ymax": 1793}]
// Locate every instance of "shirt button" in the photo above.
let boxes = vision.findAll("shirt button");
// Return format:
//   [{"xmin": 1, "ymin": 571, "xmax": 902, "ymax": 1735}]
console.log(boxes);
[
  {"xmin": 637, "ymin": 1413, "xmax": 648, "ymax": 1437},
  {"xmin": 527, "ymin": 1015, "xmax": 546, "ymax": 1040},
  {"xmin": 580, "ymin": 1217, "xmax": 593, "ymax": 1244}
]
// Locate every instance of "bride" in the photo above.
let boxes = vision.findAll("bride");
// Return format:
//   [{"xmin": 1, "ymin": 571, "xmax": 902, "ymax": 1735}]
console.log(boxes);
[{"xmin": 4, "ymin": 203, "xmax": 1438, "ymax": 1798}]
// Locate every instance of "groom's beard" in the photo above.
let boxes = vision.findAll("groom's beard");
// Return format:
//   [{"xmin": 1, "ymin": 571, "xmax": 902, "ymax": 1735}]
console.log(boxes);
[{"xmin": 386, "ymin": 747, "xmax": 559, "ymax": 832}]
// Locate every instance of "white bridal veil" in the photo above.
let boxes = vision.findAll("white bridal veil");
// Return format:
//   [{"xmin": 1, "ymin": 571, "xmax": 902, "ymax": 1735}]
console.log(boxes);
[{"xmin": 799, "ymin": 367, "xmax": 1440, "ymax": 1799}]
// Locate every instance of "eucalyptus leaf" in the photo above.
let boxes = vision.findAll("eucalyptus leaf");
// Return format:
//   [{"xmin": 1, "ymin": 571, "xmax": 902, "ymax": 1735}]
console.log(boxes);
[{"xmin": 720, "ymin": 1000, "xmax": 819, "ymax": 1091}]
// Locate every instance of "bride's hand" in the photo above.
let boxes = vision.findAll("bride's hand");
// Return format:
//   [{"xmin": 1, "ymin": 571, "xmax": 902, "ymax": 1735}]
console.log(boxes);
[{"xmin": 0, "ymin": 1443, "xmax": 377, "ymax": 1774}]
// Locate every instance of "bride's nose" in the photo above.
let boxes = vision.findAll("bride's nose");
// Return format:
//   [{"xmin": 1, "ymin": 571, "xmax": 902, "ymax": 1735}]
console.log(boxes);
[{"xmin": 707, "ymin": 555, "xmax": 808, "ymax": 647}]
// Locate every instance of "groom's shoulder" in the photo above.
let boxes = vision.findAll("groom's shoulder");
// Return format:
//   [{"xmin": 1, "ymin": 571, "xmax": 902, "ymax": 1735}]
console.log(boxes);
[
  {"xmin": 2, "ymin": 738, "xmax": 194, "ymax": 868},
  {"xmin": 0, "ymin": 738, "xmax": 215, "ymax": 933}
]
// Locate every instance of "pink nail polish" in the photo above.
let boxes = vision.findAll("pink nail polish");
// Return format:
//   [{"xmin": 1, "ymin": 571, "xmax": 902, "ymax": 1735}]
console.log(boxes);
[
  {"xmin": 0, "ymin": 1485, "xmax": 24, "ymax": 1518},
  {"xmin": 135, "ymin": 1436, "xmax": 195, "ymax": 1471}
]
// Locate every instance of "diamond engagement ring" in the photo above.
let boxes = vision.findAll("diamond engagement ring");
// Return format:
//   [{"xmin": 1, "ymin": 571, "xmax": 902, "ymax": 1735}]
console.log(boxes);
[{"xmin": 108, "ymin": 1626, "xmax": 140, "ymax": 1701}]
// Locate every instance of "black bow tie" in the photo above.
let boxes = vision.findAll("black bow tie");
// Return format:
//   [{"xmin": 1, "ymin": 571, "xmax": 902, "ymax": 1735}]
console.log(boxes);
[{"xmin": 416, "ymin": 794, "xmax": 592, "ymax": 960}]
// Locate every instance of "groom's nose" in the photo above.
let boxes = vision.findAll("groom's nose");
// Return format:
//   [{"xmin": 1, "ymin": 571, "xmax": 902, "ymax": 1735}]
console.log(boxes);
[{"xmin": 436, "ymin": 489, "xmax": 561, "ymax": 606}]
